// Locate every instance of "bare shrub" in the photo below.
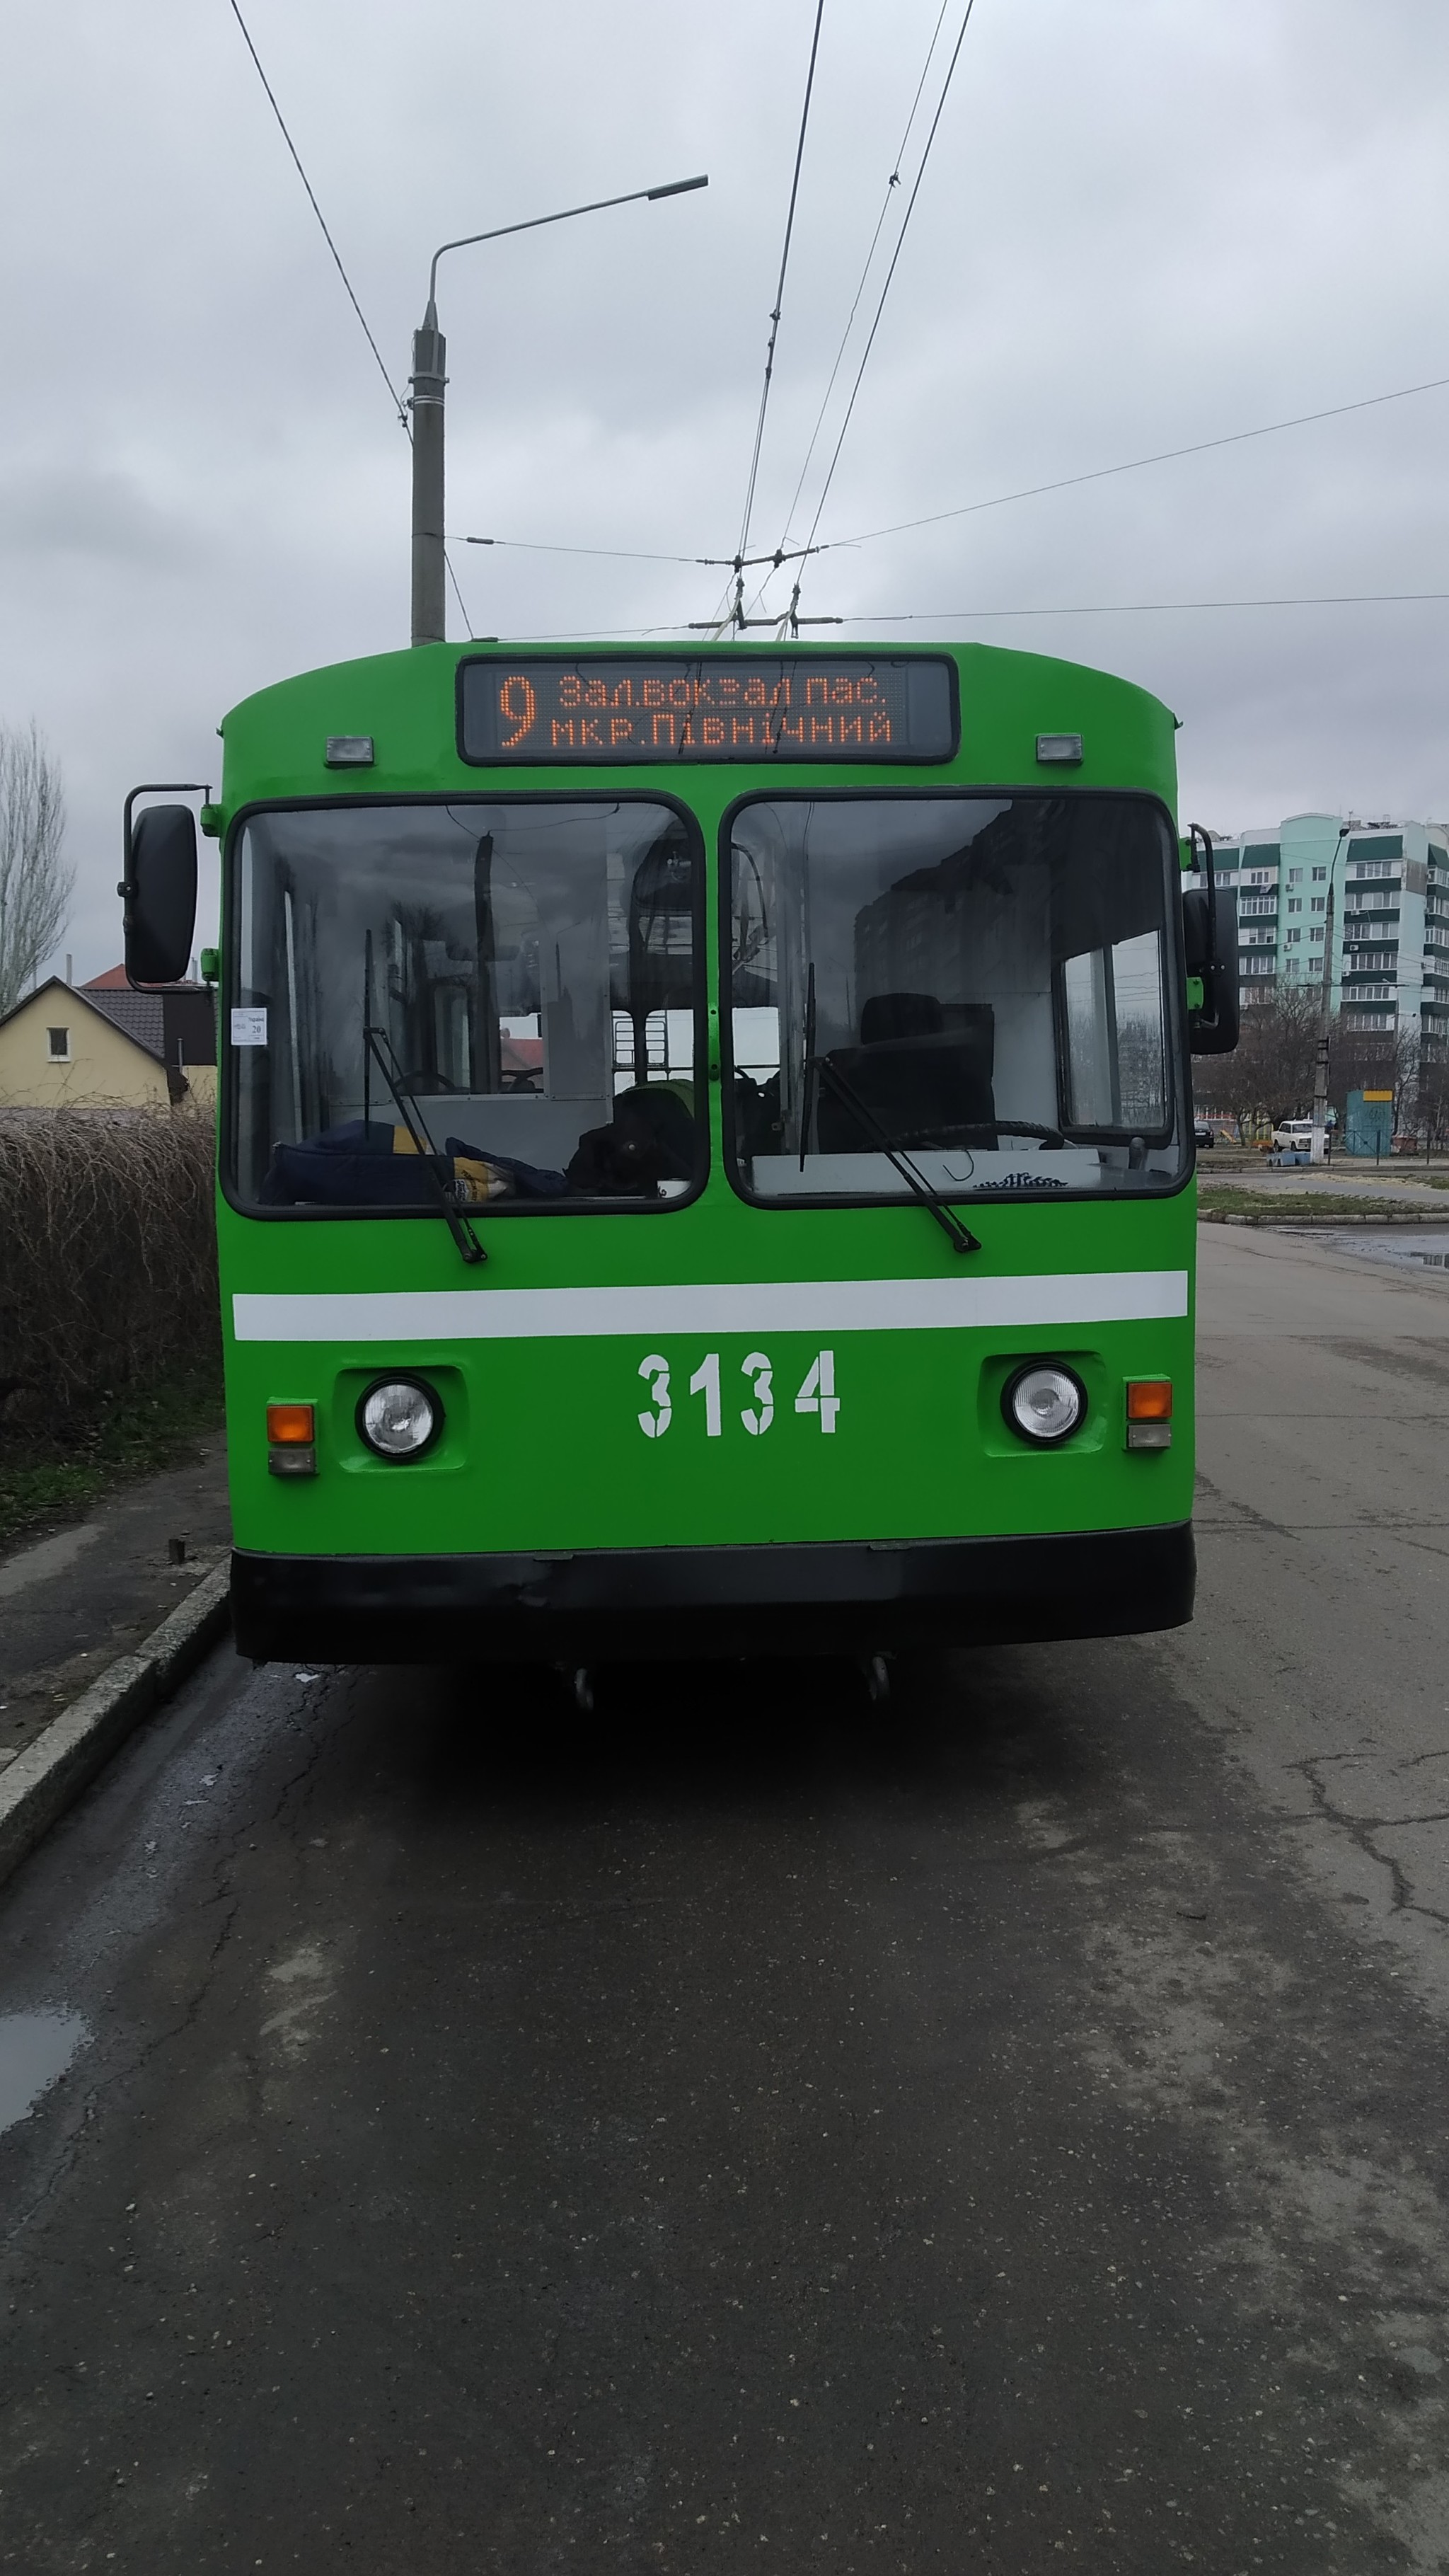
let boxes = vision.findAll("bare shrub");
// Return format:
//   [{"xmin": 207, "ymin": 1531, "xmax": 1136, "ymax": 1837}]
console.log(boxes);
[{"xmin": 0, "ymin": 1109, "xmax": 217, "ymax": 1434}]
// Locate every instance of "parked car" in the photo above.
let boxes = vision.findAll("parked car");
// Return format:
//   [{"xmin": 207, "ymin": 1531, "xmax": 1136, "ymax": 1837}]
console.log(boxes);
[
  {"xmin": 1193, "ymin": 1121, "xmax": 1215, "ymax": 1149},
  {"xmin": 1271, "ymin": 1119, "xmax": 1316, "ymax": 1153}
]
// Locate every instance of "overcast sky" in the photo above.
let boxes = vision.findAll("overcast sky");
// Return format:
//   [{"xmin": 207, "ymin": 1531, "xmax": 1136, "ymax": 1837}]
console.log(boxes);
[{"xmin": 3, "ymin": 0, "xmax": 1448, "ymax": 979}]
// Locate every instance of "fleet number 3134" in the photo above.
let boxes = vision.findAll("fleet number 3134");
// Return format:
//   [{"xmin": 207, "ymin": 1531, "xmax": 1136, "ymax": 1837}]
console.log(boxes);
[{"xmin": 637, "ymin": 1350, "xmax": 838, "ymax": 1439}]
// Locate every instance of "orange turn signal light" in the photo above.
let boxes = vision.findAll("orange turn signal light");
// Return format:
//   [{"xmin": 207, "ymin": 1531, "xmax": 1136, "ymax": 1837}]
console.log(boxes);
[
  {"xmin": 266, "ymin": 1402, "xmax": 316, "ymax": 1446},
  {"xmin": 1126, "ymin": 1379, "xmax": 1172, "ymax": 1421}
]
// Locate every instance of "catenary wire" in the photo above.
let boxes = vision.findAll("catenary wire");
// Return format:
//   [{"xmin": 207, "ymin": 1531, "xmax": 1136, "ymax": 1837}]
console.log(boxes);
[
  {"xmin": 793, "ymin": 0, "xmax": 978, "ymax": 585},
  {"xmin": 831, "ymin": 372, "xmax": 1449, "ymax": 549},
  {"xmin": 734, "ymin": 0, "xmax": 828, "ymax": 574},
  {"xmin": 452, "ymin": 364, "xmax": 1449, "ymax": 586},
  {"xmin": 832, "ymin": 590, "xmax": 1449, "ymax": 619},
  {"xmin": 226, "ymin": 0, "xmax": 408, "ymax": 427},
  {"xmin": 766, "ymin": 0, "xmax": 953, "ymax": 583},
  {"xmin": 463, "ymin": 536, "xmax": 830, "ymax": 569},
  {"xmin": 225, "ymin": 0, "xmax": 475, "ymax": 638},
  {"xmin": 490, "ymin": 590, "xmax": 1449, "ymax": 640}
]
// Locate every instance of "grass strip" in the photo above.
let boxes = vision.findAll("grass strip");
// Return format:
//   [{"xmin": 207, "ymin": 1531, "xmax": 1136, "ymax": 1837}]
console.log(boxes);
[
  {"xmin": 0, "ymin": 1364, "xmax": 224, "ymax": 1551},
  {"xmin": 1199, "ymin": 1187, "xmax": 1424, "ymax": 1218}
]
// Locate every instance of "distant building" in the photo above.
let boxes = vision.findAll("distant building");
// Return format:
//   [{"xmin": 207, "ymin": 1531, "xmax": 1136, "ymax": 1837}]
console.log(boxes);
[
  {"xmin": 1184, "ymin": 815, "xmax": 1449, "ymax": 1046},
  {"xmin": 0, "ymin": 967, "xmax": 216, "ymax": 1110}
]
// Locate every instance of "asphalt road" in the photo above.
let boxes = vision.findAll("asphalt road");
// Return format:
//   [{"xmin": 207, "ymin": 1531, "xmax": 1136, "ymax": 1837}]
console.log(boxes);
[{"xmin": 3, "ymin": 1228, "xmax": 1449, "ymax": 2575}]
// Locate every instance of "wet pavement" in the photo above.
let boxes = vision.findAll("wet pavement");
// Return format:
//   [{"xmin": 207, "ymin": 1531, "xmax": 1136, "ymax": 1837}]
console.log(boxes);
[
  {"xmin": 0, "ymin": 2010, "xmax": 84, "ymax": 2132},
  {"xmin": 1297, "ymin": 1227, "xmax": 1449, "ymax": 1272},
  {"xmin": 0, "ymin": 1433, "xmax": 229, "ymax": 1768},
  {"xmin": 1, "ymin": 1236, "xmax": 1448, "ymax": 2573}
]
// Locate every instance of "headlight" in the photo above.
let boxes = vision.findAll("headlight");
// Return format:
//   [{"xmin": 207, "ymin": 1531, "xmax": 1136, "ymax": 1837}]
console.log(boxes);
[
  {"xmin": 1003, "ymin": 1363, "xmax": 1086, "ymax": 1447},
  {"xmin": 357, "ymin": 1376, "xmax": 441, "ymax": 1460}
]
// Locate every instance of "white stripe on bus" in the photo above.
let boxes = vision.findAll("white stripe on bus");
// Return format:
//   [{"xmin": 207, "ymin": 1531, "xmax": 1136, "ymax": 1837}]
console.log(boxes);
[{"xmin": 232, "ymin": 1271, "xmax": 1189, "ymax": 1344}]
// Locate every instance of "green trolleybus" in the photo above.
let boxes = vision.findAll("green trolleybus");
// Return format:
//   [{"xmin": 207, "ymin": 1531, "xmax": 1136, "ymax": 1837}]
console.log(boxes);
[{"xmin": 120, "ymin": 639, "xmax": 1237, "ymax": 1667}]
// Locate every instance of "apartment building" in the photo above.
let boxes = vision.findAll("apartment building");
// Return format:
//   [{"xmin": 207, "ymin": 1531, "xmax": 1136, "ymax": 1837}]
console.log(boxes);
[{"xmin": 1184, "ymin": 812, "xmax": 1449, "ymax": 1045}]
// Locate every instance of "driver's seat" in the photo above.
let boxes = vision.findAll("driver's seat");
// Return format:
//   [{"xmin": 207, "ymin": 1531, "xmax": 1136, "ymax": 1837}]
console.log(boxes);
[{"xmin": 816, "ymin": 993, "xmax": 996, "ymax": 1151}]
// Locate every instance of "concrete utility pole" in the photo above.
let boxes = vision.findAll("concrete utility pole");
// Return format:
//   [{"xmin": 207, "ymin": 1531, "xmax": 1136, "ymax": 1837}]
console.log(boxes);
[
  {"xmin": 409, "ymin": 175, "xmax": 708, "ymax": 648},
  {"xmin": 409, "ymin": 306, "xmax": 448, "ymax": 648},
  {"xmin": 1310, "ymin": 824, "xmax": 1352, "ymax": 1164}
]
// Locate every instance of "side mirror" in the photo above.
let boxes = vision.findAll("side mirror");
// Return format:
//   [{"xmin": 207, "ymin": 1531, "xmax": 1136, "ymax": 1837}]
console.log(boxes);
[
  {"xmin": 120, "ymin": 784, "xmax": 206, "ymax": 985},
  {"xmin": 1183, "ymin": 827, "xmax": 1240, "ymax": 1056}
]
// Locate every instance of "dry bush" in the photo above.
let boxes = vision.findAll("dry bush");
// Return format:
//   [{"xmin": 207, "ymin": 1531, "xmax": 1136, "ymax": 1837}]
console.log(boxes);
[{"xmin": 0, "ymin": 1109, "xmax": 218, "ymax": 1434}]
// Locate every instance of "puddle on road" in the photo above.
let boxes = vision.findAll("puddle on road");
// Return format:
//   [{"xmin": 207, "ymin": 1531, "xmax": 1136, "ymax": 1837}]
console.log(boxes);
[
  {"xmin": 0, "ymin": 2012, "xmax": 86, "ymax": 2132},
  {"xmin": 1308, "ymin": 1227, "xmax": 1449, "ymax": 1272}
]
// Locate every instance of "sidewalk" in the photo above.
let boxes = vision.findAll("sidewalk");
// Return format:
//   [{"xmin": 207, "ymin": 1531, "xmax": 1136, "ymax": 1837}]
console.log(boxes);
[{"xmin": 0, "ymin": 1435, "xmax": 231, "ymax": 1776}]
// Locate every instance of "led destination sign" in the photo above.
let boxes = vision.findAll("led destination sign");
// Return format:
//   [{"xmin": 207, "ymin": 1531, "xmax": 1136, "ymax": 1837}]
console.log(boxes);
[{"xmin": 458, "ymin": 655, "xmax": 957, "ymax": 765}]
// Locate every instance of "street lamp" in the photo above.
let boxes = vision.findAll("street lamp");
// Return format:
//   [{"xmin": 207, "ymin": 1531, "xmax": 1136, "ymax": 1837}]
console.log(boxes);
[{"xmin": 409, "ymin": 175, "xmax": 708, "ymax": 647}]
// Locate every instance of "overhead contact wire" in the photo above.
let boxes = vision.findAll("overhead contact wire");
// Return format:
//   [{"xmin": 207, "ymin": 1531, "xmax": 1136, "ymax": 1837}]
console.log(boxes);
[
  {"xmin": 458, "ymin": 365, "xmax": 1449, "ymax": 584},
  {"xmin": 225, "ymin": 0, "xmax": 475, "ymax": 638},
  {"xmin": 766, "ymin": 0, "xmax": 953, "ymax": 587},
  {"xmin": 733, "ymin": 0, "xmax": 827, "ymax": 580},
  {"xmin": 798, "ymin": 0, "xmax": 979, "ymax": 573},
  {"xmin": 226, "ymin": 0, "xmax": 408, "ymax": 426},
  {"xmin": 458, "ymin": 589, "xmax": 1449, "ymax": 642},
  {"xmin": 833, "ymin": 372, "xmax": 1449, "ymax": 548},
  {"xmin": 463, "ymin": 536, "xmax": 824, "ymax": 570},
  {"xmin": 833, "ymin": 590, "xmax": 1449, "ymax": 621}
]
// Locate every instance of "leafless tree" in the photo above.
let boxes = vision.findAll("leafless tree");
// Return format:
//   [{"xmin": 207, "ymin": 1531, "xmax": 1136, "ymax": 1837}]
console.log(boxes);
[
  {"xmin": 1414, "ymin": 1044, "xmax": 1449, "ymax": 1144},
  {"xmin": 1196, "ymin": 990, "xmax": 1424, "ymax": 1136},
  {"xmin": 1198, "ymin": 987, "xmax": 1321, "ymax": 1128},
  {"xmin": 0, "ymin": 721, "xmax": 72, "ymax": 1017},
  {"xmin": 1329, "ymin": 1020, "xmax": 1416, "ymax": 1126}
]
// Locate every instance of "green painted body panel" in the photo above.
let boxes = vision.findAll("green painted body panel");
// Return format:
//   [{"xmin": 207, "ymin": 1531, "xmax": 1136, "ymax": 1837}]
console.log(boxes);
[{"xmin": 214, "ymin": 639, "xmax": 1193, "ymax": 1563}]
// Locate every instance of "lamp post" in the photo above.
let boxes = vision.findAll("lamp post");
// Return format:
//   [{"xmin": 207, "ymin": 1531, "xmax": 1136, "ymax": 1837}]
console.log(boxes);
[
  {"xmin": 1310, "ymin": 823, "xmax": 1353, "ymax": 1164},
  {"xmin": 410, "ymin": 174, "xmax": 708, "ymax": 647}
]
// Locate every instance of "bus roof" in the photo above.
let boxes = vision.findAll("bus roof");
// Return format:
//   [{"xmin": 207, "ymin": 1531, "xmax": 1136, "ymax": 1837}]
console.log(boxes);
[{"xmin": 217, "ymin": 636, "xmax": 1179, "ymax": 822}]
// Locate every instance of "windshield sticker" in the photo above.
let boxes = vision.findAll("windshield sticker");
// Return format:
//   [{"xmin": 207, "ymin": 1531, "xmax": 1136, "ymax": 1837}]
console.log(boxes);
[{"xmin": 231, "ymin": 1006, "xmax": 267, "ymax": 1047}]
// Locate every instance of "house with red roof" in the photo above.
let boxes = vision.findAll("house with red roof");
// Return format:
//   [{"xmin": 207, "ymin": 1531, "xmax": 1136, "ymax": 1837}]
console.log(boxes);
[{"xmin": 0, "ymin": 967, "xmax": 215, "ymax": 1111}]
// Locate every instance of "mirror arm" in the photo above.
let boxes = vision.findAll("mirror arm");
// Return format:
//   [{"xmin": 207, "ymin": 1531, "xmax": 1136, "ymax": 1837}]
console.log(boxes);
[
  {"xmin": 1189, "ymin": 823, "xmax": 1217, "ymax": 971},
  {"xmin": 1185, "ymin": 822, "xmax": 1240, "ymax": 1057},
  {"xmin": 118, "ymin": 781, "xmax": 212, "ymax": 901}
]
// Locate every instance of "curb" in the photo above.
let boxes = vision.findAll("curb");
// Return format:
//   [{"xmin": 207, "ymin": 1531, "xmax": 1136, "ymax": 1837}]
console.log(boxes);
[
  {"xmin": 1201, "ymin": 1207, "xmax": 1449, "ymax": 1228},
  {"xmin": 0, "ymin": 1561, "xmax": 232, "ymax": 1891}
]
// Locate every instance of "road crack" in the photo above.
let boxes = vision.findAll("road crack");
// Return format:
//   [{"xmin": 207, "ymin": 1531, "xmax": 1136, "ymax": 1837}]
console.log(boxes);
[{"xmin": 1291, "ymin": 1751, "xmax": 1449, "ymax": 1931}]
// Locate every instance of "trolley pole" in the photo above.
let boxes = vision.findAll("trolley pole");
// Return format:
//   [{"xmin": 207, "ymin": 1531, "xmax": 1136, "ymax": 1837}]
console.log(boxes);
[{"xmin": 409, "ymin": 174, "xmax": 708, "ymax": 648}]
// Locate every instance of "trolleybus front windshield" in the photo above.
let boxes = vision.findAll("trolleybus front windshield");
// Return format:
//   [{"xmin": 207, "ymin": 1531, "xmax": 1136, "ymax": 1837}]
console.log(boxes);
[
  {"xmin": 229, "ymin": 800, "xmax": 702, "ymax": 1214},
  {"xmin": 727, "ymin": 793, "xmax": 1187, "ymax": 1204}
]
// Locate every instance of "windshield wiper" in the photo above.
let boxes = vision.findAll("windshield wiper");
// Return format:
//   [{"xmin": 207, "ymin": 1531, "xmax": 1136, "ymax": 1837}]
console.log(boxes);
[
  {"xmin": 364, "ymin": 1021, "xmax": 487, "ymax": 1267},
  {"xmin": 807, "ymin": 1047, "xmax": 981, "ymax": 1256},
  {"xmin": 889, "ymin": 1117, "xmax": 1067, "ymax": 1149}
]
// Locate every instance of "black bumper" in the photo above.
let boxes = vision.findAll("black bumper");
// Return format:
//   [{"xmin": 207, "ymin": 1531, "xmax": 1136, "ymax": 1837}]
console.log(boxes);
[{"xmin": 231, "ymin": 1523, "xmax": 1194, "ymax": 1663}]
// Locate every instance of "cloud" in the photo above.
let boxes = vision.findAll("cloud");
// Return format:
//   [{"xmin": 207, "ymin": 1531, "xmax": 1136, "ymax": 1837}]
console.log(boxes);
[
  {"xmin": 1, "ymin": 0, "xmax": 1448, "ymax": 982},
  {"xmin": 0, "ymin": 465, "xmax": 197, "ymax": 568}
]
